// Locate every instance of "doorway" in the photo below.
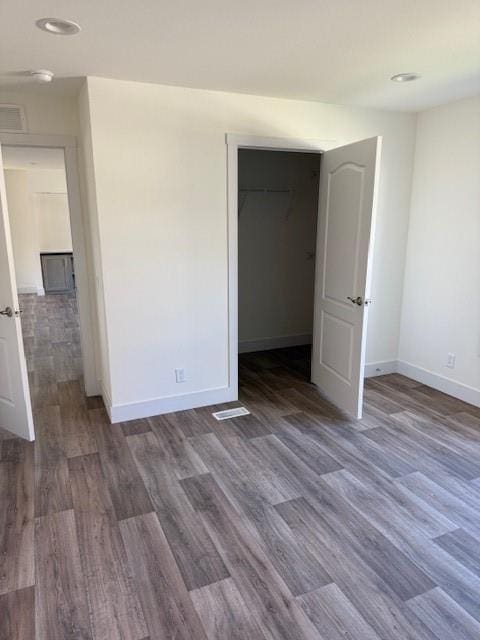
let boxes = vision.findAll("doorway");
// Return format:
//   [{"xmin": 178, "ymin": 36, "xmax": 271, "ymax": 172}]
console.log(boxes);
[
  {"xmin": 0, "ymin": 135, "xmax": 97, "ymax": 440},
  {"xmin": 238, "ymin": 148, "xmax": 321, "ymax": 384},
  {"xmin": 3, "ymin": 145, "xmax": 82, "ymax": 391},
  {"xmin": 227, "ymin": 134, "xmax": 381, "ymax": 419}
]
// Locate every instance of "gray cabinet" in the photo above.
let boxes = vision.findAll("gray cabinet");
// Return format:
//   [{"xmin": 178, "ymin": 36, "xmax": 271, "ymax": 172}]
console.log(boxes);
[{"xmin": 41, "ymin": 253, "xmax": 75, "ymax": 294}]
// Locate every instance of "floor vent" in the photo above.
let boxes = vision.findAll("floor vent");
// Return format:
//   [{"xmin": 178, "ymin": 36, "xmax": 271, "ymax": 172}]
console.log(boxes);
[
  {"xmin": 212, "ymin": 407, "xmax": 250, "ymax": 421},
  {"xmin": 0, "ymin": 104, "xmax": 27, "ymax": 132}
]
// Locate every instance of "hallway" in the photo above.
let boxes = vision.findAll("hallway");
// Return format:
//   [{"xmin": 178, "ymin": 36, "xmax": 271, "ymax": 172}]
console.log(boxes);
[{"xmin": 19, "ymin": 293, "xmax": 83, "ymax": 388}]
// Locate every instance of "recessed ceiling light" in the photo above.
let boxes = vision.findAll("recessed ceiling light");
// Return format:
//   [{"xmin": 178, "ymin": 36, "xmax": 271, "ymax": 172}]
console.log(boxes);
[
  {"xmin": 36, "ymin": 17, "xmax": 81, "ymax": 35},
  {"xmin": 391, "ymin": 73, "xmax": 421, "ymax": 83},
  {"xmin": 30, "ymin": 69, "xmax": 54, "ymax": 83}
]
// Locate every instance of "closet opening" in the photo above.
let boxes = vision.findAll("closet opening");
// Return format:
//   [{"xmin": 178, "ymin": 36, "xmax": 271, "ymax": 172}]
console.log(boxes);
[{"xmin": 238, "ymin": 148, "xmax": 321, "ymax": 386}]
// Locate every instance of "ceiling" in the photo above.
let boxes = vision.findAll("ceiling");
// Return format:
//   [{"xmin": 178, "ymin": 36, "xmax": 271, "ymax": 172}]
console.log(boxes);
[
  {"xmin": 0, "ymin": 0, "xmax": 479, "ymax": 111},
  {"xmin": 2, "ymin": 146, "xmax": 65, "ymax": 170}
]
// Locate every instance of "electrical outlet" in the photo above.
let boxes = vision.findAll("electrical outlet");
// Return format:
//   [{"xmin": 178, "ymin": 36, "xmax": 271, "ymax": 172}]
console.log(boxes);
[
  {"xmin": 446, "ymin": 353, "xmax": 456, "ymax": 369},
  {"xmin": 175, "ymin": 368, "xmax": 186, "ymax": 383}
]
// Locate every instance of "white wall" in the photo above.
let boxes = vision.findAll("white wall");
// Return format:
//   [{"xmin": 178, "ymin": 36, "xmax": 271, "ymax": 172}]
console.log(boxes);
[
  {"xmin": 4, "ymin": 81, "xmax": 477, "ymax": 414},
  {"xmin": 35, "ymin": 193, "xmax": 73, "ymax": 253},
  {"xmin": 4, "ymin": 169, "xmax": 43, "ymax": 294},
  {"xmin": 27, "ymin": 168, "xmax": 67, "ymax": 193},
  {"xmin": 238, "ymin": 149, "xmax": 319, "ymax": 350},
  {"xmin": 399, "ymin": 95, "xmax": 480, "ymax": 402},
  {"xmin": 83, "ymin": 76, "xmax": 416, "ymax": 416},
  {"xmin": 30, "ymin": 169, "xmax": 72, "ymax": 254},
  {"xmin": 0, "ymin": 88, "xmax": 79, "ymax": 136},
  {"xmin": 3, "ymin": 167, "xmax": 73, "ymax": 293}
]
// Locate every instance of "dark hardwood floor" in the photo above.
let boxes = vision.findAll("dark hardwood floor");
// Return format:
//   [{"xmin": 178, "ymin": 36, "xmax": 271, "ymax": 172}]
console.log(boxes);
[{"xmin": 2, "ymin": 296, "xmax": 480, "ymax": 639}]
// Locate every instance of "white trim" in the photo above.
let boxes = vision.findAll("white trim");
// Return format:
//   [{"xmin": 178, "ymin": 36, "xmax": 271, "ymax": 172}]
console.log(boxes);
[
  {"xmin": 363, "ymin": 359, "xmax": 480, "ymax": 409},
  {"xmin": 37, "ymin": 286, "xmax": 45, "ymax": 296},
  {"xmin": 0, "ymin": 132, "xmax": 76, "ymax": 149},
  {"xmin": 364, "ymin": 360, "xmax": 398, "ymax": 378},
  {"xmin": 107, "ymin": 386, "xmax": 236, "ymax": 424},
  {"xmin": 239, "ymin": 334, "xmax": 312, "ymax": 354},
  {"xmin": 17, "ymin": 285, "xmax": 39, "ymax": 295},
  {"xmin": 226, "ymin": 133, "xmax": 327, "ymax": 402},
  {"xmin": 0, "ymin": 132, "xmax": 99, "ymax": 396},
  {"xmin": 101, "ymin": 380, "xmax": 113, "ymax": 419},
  {"xmin": 397, "ymin": 360, "xmax": 480, "ymax": 408},
  {"xmin": 105, "ymin": 359, "xmax": 480, "ymax": 422},
  {"xmin": 226, "ymin": 134, "xmax": 335, "ymax": 152}
]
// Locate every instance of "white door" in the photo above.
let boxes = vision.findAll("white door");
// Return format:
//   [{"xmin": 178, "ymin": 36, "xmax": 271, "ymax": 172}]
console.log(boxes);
[
  {"xmin": 0, "ymin": 145, "xmax": 34, "ymax": 440},
  {"xmin": 312, "ymin": 137, "xmax": 381, "ymax": 419}
]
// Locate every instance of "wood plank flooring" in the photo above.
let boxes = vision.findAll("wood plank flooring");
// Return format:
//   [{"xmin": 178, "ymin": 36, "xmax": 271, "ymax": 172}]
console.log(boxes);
[{"xmin": 1, "ymin": 294, "xmax": 480, "ymax": 639}]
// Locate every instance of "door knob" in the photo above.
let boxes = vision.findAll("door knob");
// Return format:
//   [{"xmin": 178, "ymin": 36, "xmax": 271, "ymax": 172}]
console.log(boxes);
[
  {"xmin": 0, "ymin": 307, "xmax": 21, "ymax": 317},
  {"xmin": 347, "ymin": 296, "xmax": 363, "ymax": 306},
  {"xmin": 0, "ymin": 306, "xmax": 13, "ymax": 317}
]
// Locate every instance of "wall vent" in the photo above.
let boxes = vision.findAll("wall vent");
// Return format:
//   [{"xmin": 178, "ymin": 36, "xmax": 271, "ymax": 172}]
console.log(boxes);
[{"xmin": 0, "ymin": 104, "xmax": 27, "ymax": 133}]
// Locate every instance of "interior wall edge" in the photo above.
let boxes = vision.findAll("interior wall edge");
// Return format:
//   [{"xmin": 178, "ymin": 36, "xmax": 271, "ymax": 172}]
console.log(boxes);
[
  {"xmin": 77, "ymin": 79, "xmax": 113, "ymax": 401},
  {"xmin": 394, "ymin": 110, "xmax": 419, "ymax": 359}
]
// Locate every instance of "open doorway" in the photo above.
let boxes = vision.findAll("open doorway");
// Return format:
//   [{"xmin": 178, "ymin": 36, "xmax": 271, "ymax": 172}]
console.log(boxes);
[
  {"xmin": 0, "ymin": 136, "xmax": 97, "ymax": 440},
  {"xmin": 2, "ymin": 145, "xmax": 82, "ymax": 392},
  {"xmin": 228, "ymin": 135, "xmax": 381, "ymax": 419},
  {"xmin": 238, "ymin": 148, "xmax": 321, "ymax": 384}
]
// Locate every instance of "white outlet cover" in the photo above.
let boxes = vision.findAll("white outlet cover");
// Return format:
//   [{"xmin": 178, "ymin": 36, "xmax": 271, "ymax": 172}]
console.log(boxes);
[
  {"xmin": 175, "ymin": 368, "xmax": 186, "ymax": 382},
  {"xmin": 446, "ymin": 353, "xmax": 456, "ymax": 368}
]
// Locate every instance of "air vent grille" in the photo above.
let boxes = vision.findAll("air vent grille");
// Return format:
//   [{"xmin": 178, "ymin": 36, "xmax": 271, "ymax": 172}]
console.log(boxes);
[
  {"xmin": 212, "ymin": 407, "xmax": 250, "ymax": 421},
  {"xmin": 0, "ymin": 104, "xmax": 27, "ymax": 133}
]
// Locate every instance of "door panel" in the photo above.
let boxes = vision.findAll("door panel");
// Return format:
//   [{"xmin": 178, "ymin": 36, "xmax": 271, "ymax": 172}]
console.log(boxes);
[
  {"xmin": 324, "ymin": 165, "xmax": 363, "ymax": 303},
  {"xmin": 312, "ymin": 137, "xmax": 381, "ymax": 418},
  {"xmin": 0, "ymin": 144, "xmax": 34, "ymax": 440},
  {"xmin": 320, "ymin": 311, "xmax": 353, "ymax": 382}
]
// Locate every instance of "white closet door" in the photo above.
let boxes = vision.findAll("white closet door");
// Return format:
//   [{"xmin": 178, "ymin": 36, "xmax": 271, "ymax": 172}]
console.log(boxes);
[{"xmin": 312, "ymin": 137, "xmax": 381, "ymax": 418}]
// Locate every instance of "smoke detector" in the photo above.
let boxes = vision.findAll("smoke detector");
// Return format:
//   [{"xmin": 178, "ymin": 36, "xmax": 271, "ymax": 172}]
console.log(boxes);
[{"xmin": 30, "ymin": 70, "xmax": 54, "ymax": 83}]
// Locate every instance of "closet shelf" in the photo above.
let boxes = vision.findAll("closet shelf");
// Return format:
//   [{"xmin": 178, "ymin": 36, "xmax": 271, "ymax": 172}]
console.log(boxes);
[{"xmin": 239, "ymin": 188, "xmax": 293, "ymax": 193}]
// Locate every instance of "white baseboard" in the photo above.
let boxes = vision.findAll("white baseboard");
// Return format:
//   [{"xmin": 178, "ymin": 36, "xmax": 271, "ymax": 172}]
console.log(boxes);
[
  {"xmin": 103, "ymin": 359, "xmax": 480, "ymax": 424},
  {"xmin": 17, "ymin": 286, "xmax": 37, "ymax": 294},
  {"xmin": 17, "ymin": 285, "xmax": 44, "ymax": 295},
  {"xmin": 83, "ymin": 377, "xmax": 102, "ymax": 398},
  {"xmin": 106, "ymin": 385, "xmax": 237, "ymax": 424},
  {"xmin": 397, "ymin": 360, "xmax": 480, "ymax": 408},
  {"xmin": 364, "ymin": 360, "xmax": 399, "ymax": 378},
  {"xmin": 101, "ymin": 381, "xmax": 113, "ymax": 417},
  {"xmin": 239, "ymin": 334, "xmax": 312, "ymax": 354}
]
